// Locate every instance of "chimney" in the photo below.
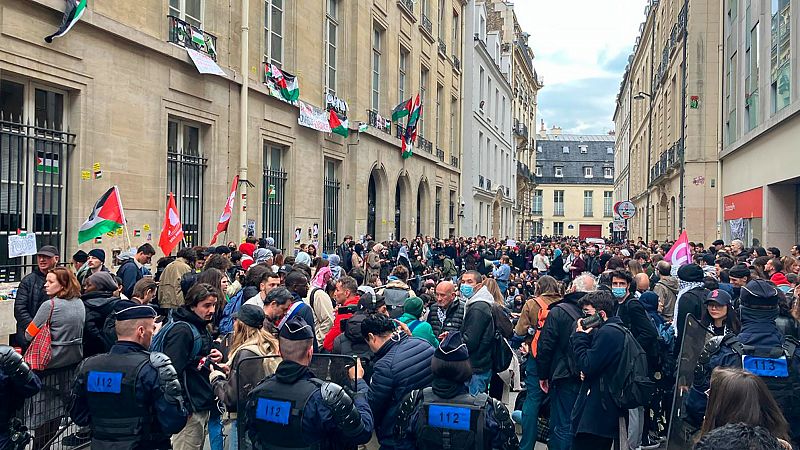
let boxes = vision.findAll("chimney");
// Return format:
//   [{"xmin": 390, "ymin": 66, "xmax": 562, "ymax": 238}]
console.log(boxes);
[
  {"xmin": 608, "ymin": 130, "xmax": 616, "ymax": 136},
  {"xmin": 550, "ymin": 125, "xmax": 562, "ymax": 136}
]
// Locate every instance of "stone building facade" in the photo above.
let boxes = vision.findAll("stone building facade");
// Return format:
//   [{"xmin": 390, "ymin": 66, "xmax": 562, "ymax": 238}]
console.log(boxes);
[
  {"xmin": 534, "ymin": 131, "xmax": 615, "ymax": 238},
  {"xmin": 0, "ymin": 0, "xmax": 465, "ymax": 278},
  {"xmin": 486, "ymin": 0, "xmax": 542, "ymax": 240},
  {"xmin": 620, "ymin": 0, "xmax": 720, "ymax": 245}
]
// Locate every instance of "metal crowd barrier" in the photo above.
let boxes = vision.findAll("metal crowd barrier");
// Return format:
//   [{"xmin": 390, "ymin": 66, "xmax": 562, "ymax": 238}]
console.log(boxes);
[{"xmin": 15, "ymin": 364, "xmax": 87, "ymax": 450}]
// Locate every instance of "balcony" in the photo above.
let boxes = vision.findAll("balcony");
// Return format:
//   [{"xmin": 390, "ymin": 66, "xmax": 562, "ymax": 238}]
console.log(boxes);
[
  {"xmin": 421, "ymin": 14, "xmax": 434, "ymax": 39},
  {"xmin": 450, "ymin": 155, "xmax": 459, "ymax": 168},
  {"xmin": 367, "ymin": 110, "xmax": 392, "ymax": 135},
  {"xmin": 418, "ymin": 136, "xmax": 433, "ymax": 154},
  {"xmin": 397, "ymin": 0, "xmax": 415, "ymax": 20},
  {"xmin": 452, "ymin": 55, "xmax": 461, "ymax": 71},
  {"xmin": 478, "ymin": 175, "xmax": 485, "ymax": 188},
  {"xmin": 648, "ymin": 138, "xmax": 684, "ymax": 186},
  {"xmin": 554, "ymin": 205, "xmax": 565, "ymax": 216},
  {"xmin": 438, "ymin": 40, "xmax": 447, "ymax": 57},
  {"xmin": 436, "ymin": 147, "xmax": 445, "ymax": 161},
  {"xmin": 168, "ymin": 15, "xmax": 218, "ymax": 61},
  {"xmin": 517, "ymin": 161, "xmax": 532, "ymax": 181},
  {"xmin": 513, "ymin": 119, "xmax": 528, "ymax": 139},
  {"xmin": 486, "ymin": 179, "xmax": 492, "ymax": 191}
]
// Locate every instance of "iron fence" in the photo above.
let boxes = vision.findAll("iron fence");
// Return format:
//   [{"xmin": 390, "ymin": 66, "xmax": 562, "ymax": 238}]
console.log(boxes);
[
  {"xmin": 262, "ymin": 167, "xmax": 287, "ymax": 250},
  {"xmin": 16, "ymin": 364, "xmax": 83, "ymax": 450},
  {"xmin": 323, "ymin": 176, "xmax": 340, "ymax": 254},
  {"xmin": 167, "ymin": 149, "xmax": 207, "ymax": 248},
  {"xmin": 421, "ymin": 14, "xmax": 433, "ymax": 35},
  {"xmin": 0, "ymin": 116, "xmax": 74, "ymax": 282}
]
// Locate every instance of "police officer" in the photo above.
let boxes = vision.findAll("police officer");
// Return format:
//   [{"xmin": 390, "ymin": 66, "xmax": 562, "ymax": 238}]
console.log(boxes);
[
  {"xmin": 69, "ymin": 300, "xmax": 189, "ymax": 449},
  {"xmin": 0, "ymin": 346, "xmax": 41, "ymax": 450},
  {"xmin": 684, "ymin": 280, "xmax": 800, "ymax": 443},
  {"xmin": 394, "ymin": 332, "xmax": 518, "ymax": 450},
  {"xmin": 245, "ymin": 316, "xmax": 374, "ymax": 449}
]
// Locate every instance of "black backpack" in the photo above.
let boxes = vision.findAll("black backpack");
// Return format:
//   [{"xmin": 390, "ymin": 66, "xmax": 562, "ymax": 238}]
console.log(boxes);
[
  {"xmin": 490, "ymin": 305, "xmax": 513, "ymax": 373},
  {"xmin": 601, "ymin": 323, "xmax": 656, "ymax": 410}
]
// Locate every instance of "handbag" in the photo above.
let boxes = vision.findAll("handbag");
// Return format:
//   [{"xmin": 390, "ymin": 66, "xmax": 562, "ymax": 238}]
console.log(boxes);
[{"xmin": 24, "ymin": 299, "xmax": 55, "ymax": 371}]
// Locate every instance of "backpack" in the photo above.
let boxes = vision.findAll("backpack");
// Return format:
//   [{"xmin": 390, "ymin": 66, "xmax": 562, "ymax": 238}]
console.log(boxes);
[
  {"xmin": 490, "ymin": 305, "xmax": 514, "ymax": 373},
  {"xmin": 383, "ymin": 287, "xmax": 410, "ymax": 318},
  {"xmin": 151, "ymin": 318, "xmax": 203, "ymax": 362},
  {"xmin": 601, "ymin": 323, "xmax": 656, "ymax": 410},
  {"xmin": 219, "ymin": 289, "xmax": 246, "ymax": 335},
  {"xmin": 530, "ymin": 298, "xmax": 550, "ymax": 357}
]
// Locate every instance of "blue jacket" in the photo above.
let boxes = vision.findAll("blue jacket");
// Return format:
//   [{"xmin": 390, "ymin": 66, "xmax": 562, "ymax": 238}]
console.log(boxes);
[
  {"xmin": 69, "ymin": 341, "xmax": 188, "ymax": 435},
  {"xmin": 369, "ymin": 334, "xmax": 434, "ymax": 449},
  {"xmin": 117, "ymin": 258, "xmax": 151, "ymax": 299},
  {"xmin": 570, "ymin": 316, "xmax": 625, "ymax": 439},
  {"xmin": 684, "ymin": 308, "xmax": 800, "ymax": 442}
]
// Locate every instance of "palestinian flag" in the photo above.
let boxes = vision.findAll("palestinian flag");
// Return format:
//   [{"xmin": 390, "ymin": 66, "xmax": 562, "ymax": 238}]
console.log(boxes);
[
  {"xmin": 392, "ymin": 97, "xmax": 413, "ymax": 121},
  {"xmin": 266, "ymin": 64, "xmax": 300, "ymax": 102},
  {"xmin": 36, "ymin": 152, "xmax": 59, "ymax": 174},
  {"xmin": 78, "ymin": 186, "xmax": 126, "ymax": 244},
  {"xmin": 329, "ymin": 110, "xmax": 349, "ymax": 137},
  {"xmin": 191, "ymin": 28, "xmax": 205, "ymax": 47},
  {"xmin": 401, "ymin": 95, "xmax": 422, "ymax": 159},
  {"xmin": 45, "ymin": 0, "xmax": 88, "ymax": 43}
]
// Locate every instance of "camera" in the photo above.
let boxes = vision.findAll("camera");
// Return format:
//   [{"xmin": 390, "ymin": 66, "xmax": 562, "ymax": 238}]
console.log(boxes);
[{"xmin": 581, "ymin": 312, "xmax": 603, "ymax": 330}]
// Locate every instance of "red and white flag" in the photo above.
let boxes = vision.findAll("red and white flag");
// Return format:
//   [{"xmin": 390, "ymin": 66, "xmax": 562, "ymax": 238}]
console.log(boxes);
[
  {"xmin": 209, "ymin": 176, "xmax": 239, "ymax": 245},
  {"xmin": 159, "ymin": 192, "xmax": 184, "ymax": 256},
  {"xmin": 665, "ymin": 230, "xmax": 691, "ymax": 267}
]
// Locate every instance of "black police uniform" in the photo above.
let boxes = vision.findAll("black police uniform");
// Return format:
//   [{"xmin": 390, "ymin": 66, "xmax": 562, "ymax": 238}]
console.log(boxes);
[
  {"xmin": 684, "ymin": 281, "xmax": 800, "ymax": 443},
  {"xmin": 245, "ymin": 316, "xmax": 374, "ymax": 449},
  {"xmin": 69, "ymin": 302, "xmax": 188, "ymax": 449},
  {"xmin": 395, "ymin": 332, "xmax": 518, "ymax": 450},
  {"xmin": 0, "ymin": 346, "xmax": 41, "ymax": 450}
]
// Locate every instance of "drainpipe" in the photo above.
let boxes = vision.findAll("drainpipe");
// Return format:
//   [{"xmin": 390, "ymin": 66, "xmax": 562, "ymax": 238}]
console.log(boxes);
[
  {"xmin": 645, "ymin": 8, "xmax": 655, "ymax": 242},
  {"xmin": 678, "ymin": 0, "xmax": 689, "ymax": 232},
  {"xmin": 716, "ymin": 0, "xmax": 724, "ymax": 239},
  {"xmin": 239, "ymin": 0, "xmax": 250, "ymax": 242}
]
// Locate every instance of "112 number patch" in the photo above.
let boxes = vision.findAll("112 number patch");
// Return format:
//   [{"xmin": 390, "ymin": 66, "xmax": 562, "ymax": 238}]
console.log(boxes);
[
  {"xmin": 87, "ymin": 371, "xmax": 123, "ymax": 394},
  {"xmin": 255, "ymin": 398, "xmax": 291, "ymax": 425},
  {"xmin": 428, "ymin": 405, "xmax": 471, "ymax": 431}
]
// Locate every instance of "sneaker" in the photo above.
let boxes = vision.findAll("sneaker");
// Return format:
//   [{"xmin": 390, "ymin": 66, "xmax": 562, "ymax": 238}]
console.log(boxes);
[
  {"xmin": 511, "ymin": 410, "xmax": 522, "ymax": 424},
  {"xmin": 640, "ymin": 434, "xmax": 661, "ymax": 450}
]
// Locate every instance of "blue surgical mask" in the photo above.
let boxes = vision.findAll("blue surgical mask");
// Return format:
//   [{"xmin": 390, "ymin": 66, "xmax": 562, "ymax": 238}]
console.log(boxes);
[
  {"xmin": 460, "ymin": 284, "xmax": 475, "ymax": 299},
  {"xmin": 612, "ymin": 287, "xmax": 628, "ymax": 299}
]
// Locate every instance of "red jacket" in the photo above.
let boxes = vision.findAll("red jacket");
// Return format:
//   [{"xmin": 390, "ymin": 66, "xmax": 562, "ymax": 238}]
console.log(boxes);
[{"xmin": 323, "ymin": 295, "xmax": 360, "ymax": 351}]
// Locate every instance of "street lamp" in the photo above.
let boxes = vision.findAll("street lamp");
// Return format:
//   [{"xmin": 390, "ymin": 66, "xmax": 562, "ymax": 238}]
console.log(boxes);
[
  {"xmin": 633, "ymin": 90, "xmax": 654, "ymax": 242},
  {"xmin": 633, "ymin": 91, "xmax": 652, "ymax": 101}
]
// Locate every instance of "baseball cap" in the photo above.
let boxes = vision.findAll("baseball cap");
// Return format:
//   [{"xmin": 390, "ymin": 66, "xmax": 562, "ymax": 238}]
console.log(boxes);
[
  {"xmin": 37, "ymin": 245, "xmax": 59, "ymax": 258},
  {"xmin": 705, "ymin": 289, "xmax": 732, "ymax": 306}
]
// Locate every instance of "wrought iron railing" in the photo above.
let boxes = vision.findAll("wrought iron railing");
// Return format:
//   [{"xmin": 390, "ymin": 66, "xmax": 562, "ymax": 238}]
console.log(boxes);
[
  {"xmin": 167, "ymin": 15, "xmax": 218, "ymax": 61},
  {"xmin": 450, "ymin": 155, "xmax": 459, "ymax": 168},
  {"xmin": 417, "ymin": 137, "xmax": 433, "ymax": 154},
  {"xmin": 397, "ymin": 0, "xmax": 415, "ymax": 17},
  {"xmin": 0, "ymin": 116, "xmax": 74, "ymax": 282},
  {"xmin": 452, "ymin": 55, "xmax": 461, "ymax": 71},
  {"xmin": 436, "ymin": 148, "xmax": 445, "ymax": 161},
  {"xmin": 649, "ymin": 138, "xmax": 684, "ymax": 186},
  {"xmin": 323, "ymin": 176, "xmax": 340, "ymax": 254},
  {"xmin": 513, "ymin": 120, "xmax": 528, "ymax": 138},
  {"xmin": 367, "ymin": 110, "xmax": 392, "ymax": 134},
  {"xmin": 421, "ymin": 14, "xmax": 433, "ymax": 35},
  {"xmin": 262, "ymin": 167, "xmax": 287, "ymax": 250},
  {"xmin": 438, "ymin": 40, "xmax": 447, "ymax": 56},
  {"xmin": 486, "ymin": 179, "xmax": 492, "ymax": 191}
]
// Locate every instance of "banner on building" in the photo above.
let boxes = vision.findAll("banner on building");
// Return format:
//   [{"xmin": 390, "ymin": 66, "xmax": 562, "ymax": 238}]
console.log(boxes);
[
  {"xmin": 298, "ymin": 101, "xmax": 332, "ymax": 133},
  {"xmin": 186, "ymin": 48, "xmax": 226, "ymax": 76}
]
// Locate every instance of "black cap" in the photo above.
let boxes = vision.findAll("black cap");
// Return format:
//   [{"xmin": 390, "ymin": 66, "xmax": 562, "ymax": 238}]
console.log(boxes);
[
  {"xmin": 677, "ymin": 264, "xmax": 704, "ymax": 282},
  {"xmin": 358, "ymin": 291, "xmax": 385, "ymax": 311},
  {"xmin": 72, "ymin": 250, "xmax": 88, "ymax": 263},
  {"xmin": 37, "ymin": 245, "xmax": 60, "ymax": 258},
  {"xmin": 88, "ymin": 248, "xmax": 106, "ymax": 262},
  {"xmin": 712, "ymin": 239, "xmax": 725, "ymax": 246},
  {"xmin": 278, "ymin": 264, "xmax": 293, "ymax": 275},
  {"xmin": 234, "ymin": 304, "xmax": 265, "ymax": 329},
  {"xmin": 279, "ymin": 317, "xmax": 315, "ymax": 340},
  {"xmin": 214, "ymin": 245, "xmax": 232, "ymax": 255},
  {"xmin": 114, "ymin": 300, "xmax": 157, "ymax": 321},
  {"xmin": 729, "ymin": 264, "xmax": 750, "ymax": 278},
  {"xmin": 435, "ymin": 331, "xmax": 469, "ymax": 362},
  {"xmin": 705, "ymin": 289, "xmax": 732, "ymax": 306},
  {"xmin": 740, "ymin": 279, "xmax": 779, "ymax": 307}
]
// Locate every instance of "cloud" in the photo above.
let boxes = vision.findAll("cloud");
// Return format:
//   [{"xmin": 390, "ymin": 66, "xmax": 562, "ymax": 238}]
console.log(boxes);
[{"xmin": 514, "ymin": 0, "xmax": 647, "ymax": 134}]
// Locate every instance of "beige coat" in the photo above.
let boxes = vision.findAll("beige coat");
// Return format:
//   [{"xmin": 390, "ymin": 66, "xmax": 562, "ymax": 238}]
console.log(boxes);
[{"xmin": 157, "ymin": 257, "xmax": 192, "ymax": 309}]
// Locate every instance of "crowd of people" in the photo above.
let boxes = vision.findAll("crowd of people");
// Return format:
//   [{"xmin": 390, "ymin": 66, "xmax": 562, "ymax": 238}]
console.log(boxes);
[{"xmin": 2, "ymin": 232, "xmax": 799, "ymax": 450}]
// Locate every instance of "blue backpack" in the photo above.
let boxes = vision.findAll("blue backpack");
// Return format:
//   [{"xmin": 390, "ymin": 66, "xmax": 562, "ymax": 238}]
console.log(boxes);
[
  {"xmin": 150, "ymin": 319, "xmax": 202, "ymax": 362},
  {"xmin": 218, "ymin": 289, "xmax": 246, "ymax": 335}
]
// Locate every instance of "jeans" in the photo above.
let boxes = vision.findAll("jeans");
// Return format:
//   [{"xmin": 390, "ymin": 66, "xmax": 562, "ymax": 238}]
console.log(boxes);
[
  {"xmin": 208, "ymin": 409, "xmax": 224, "ymax": 450},
  {"xmin": 628, "ymin": 406, "xmax": 644, "ymax": 450},
  {"xmin": 520, "ymin": 357, "xmax": 544, "ymax": 450},
  {"xmin": 548, "ymin": 379, "xmax": 580, "ymax": 450},
  {"xmin": 497, "ymin": 279, "xmax": 509, "ymax": 296},
  {"xmin": 468, "ymin": 370, "xmax": 492, "ymax": 395}
]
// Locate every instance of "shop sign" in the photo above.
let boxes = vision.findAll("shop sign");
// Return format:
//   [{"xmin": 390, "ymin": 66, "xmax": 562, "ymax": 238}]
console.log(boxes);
[{"xmin": 723, "ymin": 187, "xmax": 763, "ymax": 220}]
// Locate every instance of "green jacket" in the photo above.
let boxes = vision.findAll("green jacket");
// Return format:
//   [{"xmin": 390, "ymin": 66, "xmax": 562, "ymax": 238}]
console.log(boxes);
[
  {"xmin": 441, "ymin": 257, "xmax": 457, "ymax": 277},
  {"xmin": 398, "ymin": 313, "xmax": 439, "ymax": 348}
]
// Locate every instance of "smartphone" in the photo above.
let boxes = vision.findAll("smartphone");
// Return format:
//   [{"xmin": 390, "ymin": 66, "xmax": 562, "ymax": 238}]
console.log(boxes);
[{"xmin": 581, "ymin": 313, "xmax": 603, "ymax": 330}]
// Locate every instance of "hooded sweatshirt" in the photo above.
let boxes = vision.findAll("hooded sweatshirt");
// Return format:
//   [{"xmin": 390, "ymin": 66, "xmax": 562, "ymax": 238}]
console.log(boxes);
[
  {"xmin": 653, "ymin": 275, "xmax": 680, "ymax": 321},
  {"xmin": 461, "ymin": 286, "xmax": 496, "ymax": 372}
]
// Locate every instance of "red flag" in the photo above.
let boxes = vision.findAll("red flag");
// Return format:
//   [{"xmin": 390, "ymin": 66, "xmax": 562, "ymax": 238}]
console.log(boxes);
[
  {"xmin": 159, "ymin": 192, "xmax": 184, "ymax": 256},
  {"xmin": 665, "ymin": 230, "xmax": 691, "ymax": 267},
  {"xmin": 210, "ymin": 176, "xmax": 239, "ymax": 245}
]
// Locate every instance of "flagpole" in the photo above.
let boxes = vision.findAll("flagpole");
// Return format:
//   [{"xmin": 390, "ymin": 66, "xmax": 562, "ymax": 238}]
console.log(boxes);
[
  {"xmin": 115, "ymin": 185, "xmax": 134, "ymax": 250},
  {"xmin": 123, "ymin": 222, "xmax": 133, "ymax": 251}
]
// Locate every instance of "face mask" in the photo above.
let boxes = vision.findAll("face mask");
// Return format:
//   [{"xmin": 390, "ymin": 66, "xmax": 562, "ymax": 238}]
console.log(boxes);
[
  {"xmin": 460, "ymin": 284, "xmax": 475, "ymax": 299},
  {"xmin": 612, "ymin": 287, "xmax": 628, "ymax": 299}
]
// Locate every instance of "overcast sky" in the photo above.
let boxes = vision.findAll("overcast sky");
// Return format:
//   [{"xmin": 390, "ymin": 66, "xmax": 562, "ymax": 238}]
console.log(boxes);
[{"xmin": 514, "ymin": 0, "xmax": 647, "ymax": 135}]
